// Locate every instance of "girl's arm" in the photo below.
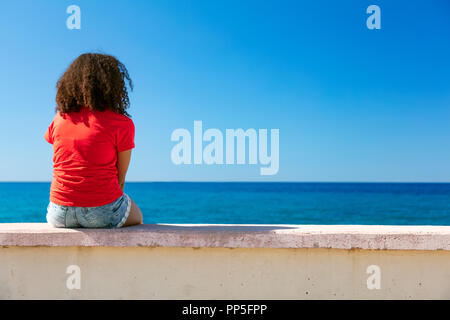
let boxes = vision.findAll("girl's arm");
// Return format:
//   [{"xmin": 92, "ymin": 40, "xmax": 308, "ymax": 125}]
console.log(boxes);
[{"xmin": 117, "ymin": 149, "xmax": 132, "ymax": 190}]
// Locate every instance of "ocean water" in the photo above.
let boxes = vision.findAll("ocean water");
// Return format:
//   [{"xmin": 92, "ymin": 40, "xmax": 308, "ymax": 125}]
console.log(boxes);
[{"xmin": 0, "ymin": 182, "xmax": 449, "ymax": 225}]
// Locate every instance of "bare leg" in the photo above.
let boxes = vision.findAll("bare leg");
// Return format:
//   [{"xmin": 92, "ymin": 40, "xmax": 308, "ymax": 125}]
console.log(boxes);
[{"xmin": 122, "ymin": 197, "xmax": 143, "ymax": 227}]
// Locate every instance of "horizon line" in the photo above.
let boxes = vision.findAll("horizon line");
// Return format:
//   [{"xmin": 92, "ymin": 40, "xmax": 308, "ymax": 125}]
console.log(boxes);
[{"xmin": 1, "ymin": 181, "xmax": 450, "ymax": 184}]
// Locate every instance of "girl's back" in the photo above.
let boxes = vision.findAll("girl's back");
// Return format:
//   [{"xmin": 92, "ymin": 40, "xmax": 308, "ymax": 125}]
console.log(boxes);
[{"xmin": 45, "ymin": 105, "xmax": 134, "ymax": 207}]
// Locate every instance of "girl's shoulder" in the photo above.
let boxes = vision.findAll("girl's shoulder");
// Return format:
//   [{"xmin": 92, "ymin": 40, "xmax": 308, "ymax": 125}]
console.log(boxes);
[
  {"xmin": 102, "ymin": 108, "xmax": 133, "ymax": 122},
  {"xmin": 55, "ymin": 107, "xmax": 133, "ymax": 129},
  {"xmin": 101, "ymin": 110, "xmax": 134, "ymax": 132}
]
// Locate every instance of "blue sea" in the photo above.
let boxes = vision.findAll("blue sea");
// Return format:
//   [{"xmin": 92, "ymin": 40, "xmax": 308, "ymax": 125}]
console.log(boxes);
[{"xmin": 0, "ymin": 182, "xmax": 449, "ymax": 225}]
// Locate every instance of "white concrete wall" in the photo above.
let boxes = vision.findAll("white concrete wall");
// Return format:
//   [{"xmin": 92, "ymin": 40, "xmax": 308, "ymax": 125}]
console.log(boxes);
[{"xmin": 1, "ymin": 223, "xmax": 450, "ymax": 299}]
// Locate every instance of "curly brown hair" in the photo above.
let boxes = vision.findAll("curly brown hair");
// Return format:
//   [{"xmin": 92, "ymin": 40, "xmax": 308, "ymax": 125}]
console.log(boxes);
[{"xmin": 55, "ymin": 53, "xmax": 133, "ymax": 117}]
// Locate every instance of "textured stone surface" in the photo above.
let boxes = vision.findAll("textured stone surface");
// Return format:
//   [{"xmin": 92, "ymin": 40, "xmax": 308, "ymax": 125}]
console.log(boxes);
[{"xmin": 0, "ymin": 223, "xmax": 450, "ymax": 250}]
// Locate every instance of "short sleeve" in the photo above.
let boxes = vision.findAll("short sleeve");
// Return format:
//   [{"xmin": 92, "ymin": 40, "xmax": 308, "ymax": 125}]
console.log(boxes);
[
  {"xmin": 44, "ymin": 121, "xmax": 54, "ymax": 144},
  {"xmin": 116, "ymin": 119, "xmax": 135, "ymax": 152}
]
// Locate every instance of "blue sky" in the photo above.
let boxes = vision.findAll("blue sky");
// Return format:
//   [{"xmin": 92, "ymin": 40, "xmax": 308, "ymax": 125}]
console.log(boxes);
[{"xmin": 0, "ymin": 0, "xmax": 449, "ymax": 182}]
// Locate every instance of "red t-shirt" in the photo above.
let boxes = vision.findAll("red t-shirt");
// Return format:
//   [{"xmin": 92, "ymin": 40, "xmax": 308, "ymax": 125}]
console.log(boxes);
[{"xmin": 44, "ymin": 106, "xmax": 135, "ymax": 207}]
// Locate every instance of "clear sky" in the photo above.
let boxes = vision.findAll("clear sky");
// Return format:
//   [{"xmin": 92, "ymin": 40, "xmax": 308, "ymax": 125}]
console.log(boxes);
[{"xmin": 0, "ymin": 0, "xmax": 449, "ymax": 182}]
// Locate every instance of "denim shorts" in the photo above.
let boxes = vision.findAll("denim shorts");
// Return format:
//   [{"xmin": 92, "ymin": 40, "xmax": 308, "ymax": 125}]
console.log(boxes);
[{"xmin": 46, "ymin": 193, "xmax": 131, "ymax": 229}]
